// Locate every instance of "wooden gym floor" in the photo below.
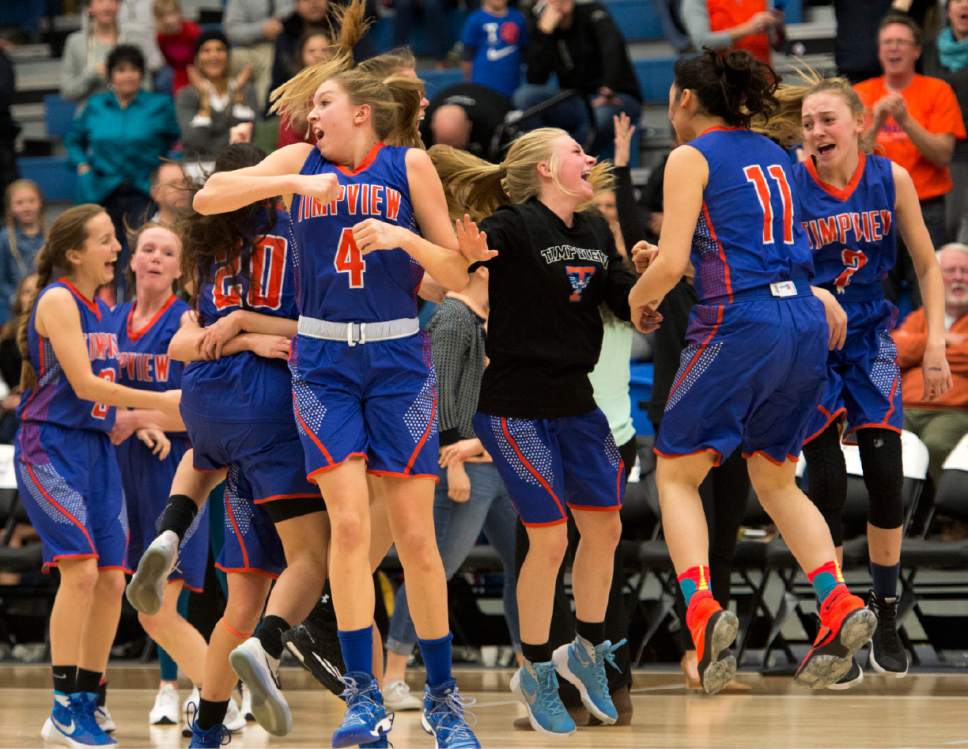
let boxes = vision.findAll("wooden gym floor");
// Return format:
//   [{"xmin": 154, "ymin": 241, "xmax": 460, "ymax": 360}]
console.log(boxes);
[{"xmin": 0, "ymin": 666, "xmax": 965, "ymax": 748}]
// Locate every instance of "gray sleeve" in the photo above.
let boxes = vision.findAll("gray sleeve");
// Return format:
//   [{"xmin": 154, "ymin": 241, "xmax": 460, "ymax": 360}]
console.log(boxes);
[
  {"xmin": 429, "ymin": 303, "xmax": 479, "ymax": 440},
  {"xmin": 224, "ymin": 0, "xmax": 269, "ymax": 46},
  {"xmin": 680, "ymin": 0, "xmax": 733, "ymax": 50},
  {"xmin": 175, "ymin": 87, "xmax": 214, "ymax": 157},
  {"xmin": 60, "ymin": 33, "xmax": 100, "ymax": 101}
]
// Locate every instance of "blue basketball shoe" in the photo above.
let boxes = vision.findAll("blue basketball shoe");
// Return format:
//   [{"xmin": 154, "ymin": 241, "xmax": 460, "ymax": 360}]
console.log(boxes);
[
  {"xmin": 420, "ymin": 679, "xmax": 479, "ymax": 748},
  {"xmin": 509, "ymin": 661, "xmax": 576, "ymax": 736},
  {"xmin": 552, "ymin": 637, "xmax": 626, "ymax": 724},
  {"xmin": 332, "ymin": 673, "xmax": 393, "ymax": 748},
  {"xmin": 41, "ymin": 692, "xmax": 116, "ymax": 747}
]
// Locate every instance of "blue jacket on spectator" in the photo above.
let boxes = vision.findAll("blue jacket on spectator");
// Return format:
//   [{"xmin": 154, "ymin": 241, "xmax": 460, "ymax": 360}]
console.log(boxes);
[
  {"xmin": 0, "ymin": 225, "xmax": 44, "ymax": 324},
  {"xmin": 64, "ymin": 90, "xmax": 180, "ymax": 204},
  {"xmin": 461, "ymin": 8, "xmax": 529, "ymax": 98}
]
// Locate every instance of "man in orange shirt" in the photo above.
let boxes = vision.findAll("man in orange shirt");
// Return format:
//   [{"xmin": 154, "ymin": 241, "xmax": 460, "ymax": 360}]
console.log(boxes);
[
  {"xmin": 894, "ymin": 243, "xmax": 968, "ymax": 483},
  {"xmin": 855, "ymin": 14, "xmax": 966, "ymax": 305},
  {"xmin": 681, "ymin": 0, "xmax": 783, "ymax": 65}
]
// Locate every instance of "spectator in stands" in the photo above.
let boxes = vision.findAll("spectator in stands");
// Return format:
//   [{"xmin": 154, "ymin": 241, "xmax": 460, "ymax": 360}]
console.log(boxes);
[
  {"xmin": 680, "ymin": 0, "xmax": 784, "ymax": 65},
  {"xmin": 65, "ymin": 44, "xmax": 179, "ymax": 299},
  {"xmin": 276, "ymin": 30, "xmax": 334, "ymax": 147},
  {"xmin": 515, "ymin": 0, "xmax": 642, "ymax": 160},
  {"xmin": 856, "ymin": 14, "xmax": 966, "ymax": 306},
  {"xmin": 0, "ymin": 273, "xmax": 36, "ymax": 443},
  {"xmin": 394, "ymin": 0, "xmax": 450, "ymax": 68},
  {"xmin": 120, "ymin": 0, "xmax": 165, "ymax": 78},
  {"xmin": 224, "ymin": 0, "xmax": 294, "ymax": 106},
  {"xmin": 421, "ymin": 82, "xmax": 511, "ymax": 160},
  {"xmin": 269, "ymin": 0, "xmax": 332, "ymax": 106},
  {"xmin": 0, "ymin": 36, "xmax": 18, "ymax": 216},
  {"xmin": 894, "ymin": 243, "xmax": 968, "ymax": 483},
  {"xmin": 459, "ymin": 0, "xmax": 528, "ymax": 98},
  {"xmin": 835, "ymin": 0, "xmax": 936, "ymax": 84},
  {"xmin": 154, "ymin": 0, "xmax": 201, "ymax": 95},
  {"xmin": 177, "ymin": 31, "xmax": 259, "ymax": 168},
  {"xmin": 923, "ymin": 0, "xmax": 968, "ymax": 244},
  {"xmin": 148, "ymin": 161, "xmax": 190, "ymax": 226},
  {"xmin": 61, "ymin": 0, "xmax": 125, "ymax": 102},
  {"xmin": 0, "ymin": 180, "xmax": 45, "ymax": 324}
]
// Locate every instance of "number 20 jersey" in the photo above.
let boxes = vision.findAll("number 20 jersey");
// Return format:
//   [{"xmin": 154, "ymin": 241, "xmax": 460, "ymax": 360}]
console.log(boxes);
[
  {"xmin": 792, "ymin": 152, "xmax": 897, "ymax": 301},
  {"xmin": 181, "ymin": 208, "xmax": 298, "ymax": 424},
  {"xmin": 288, "ymin": 143, "xmax": 424, "ymax": 323}
]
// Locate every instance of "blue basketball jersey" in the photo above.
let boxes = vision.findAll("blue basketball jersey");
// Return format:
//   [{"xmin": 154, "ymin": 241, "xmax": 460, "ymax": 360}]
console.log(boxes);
[
  {"xmin": 793, "ymin": 152, "xmax": 897, "ymax": 300},
  {"xmin": 181, "ymin": 209, "xmax": 298, "ymax": 424},
  {"xmin": 288, "ymin": 143, "xmax": 423, "ymax": 323},
  {"xmin": 113, "ymin": 295, "xmax": 189, "ymax": 393},
  {"xmin": 18, "ymin": 279, "xmax": 119, "ymax": 432},
  {"xmin": 687, "ymin": 128, "xmax": 814, "ymax": 303}
]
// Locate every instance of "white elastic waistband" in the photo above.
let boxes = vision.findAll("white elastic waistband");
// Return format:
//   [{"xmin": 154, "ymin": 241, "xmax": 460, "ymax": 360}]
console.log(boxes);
[{"xmin": 297, "ymin": 316, "xmax": 419, "ymax": 346}]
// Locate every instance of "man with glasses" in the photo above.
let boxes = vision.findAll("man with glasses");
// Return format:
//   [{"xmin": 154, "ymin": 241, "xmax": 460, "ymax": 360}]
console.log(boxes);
[
  {"xmin": 894, "ymin": 243, "xmax": 968, "ymax": 483},
  {"xmin": 855, "ymin": 14, "xmax": 966, "ymax": 305}
]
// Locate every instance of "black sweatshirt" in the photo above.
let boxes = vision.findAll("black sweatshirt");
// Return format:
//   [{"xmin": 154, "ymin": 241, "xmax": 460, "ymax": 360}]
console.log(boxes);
[
  {"xmin": 477, "ymin": 199, "xmax": 636, "ymax": 418},
  {"xmin": 524, "ymin": 1, "xmax": 643, "ymax": 101}
]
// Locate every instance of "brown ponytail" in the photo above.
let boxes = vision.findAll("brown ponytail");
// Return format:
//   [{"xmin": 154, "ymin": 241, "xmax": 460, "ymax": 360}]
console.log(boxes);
[{"xmin": 17, "ymin": 204, "xmax": 105, "ymax": 390}]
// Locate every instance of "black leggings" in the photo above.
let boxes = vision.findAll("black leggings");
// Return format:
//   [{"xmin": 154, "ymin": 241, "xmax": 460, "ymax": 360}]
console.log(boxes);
[
  {"xmin": 672, "ymin": 449, "xmax": 749, "ymax": 651},
  {"xmin": 804, "ymin": 422, "xmax": 904, "ymax": 547},
  {"xmin": 513, "ymin": 437, "xmax": 637, "ymax": 697}
]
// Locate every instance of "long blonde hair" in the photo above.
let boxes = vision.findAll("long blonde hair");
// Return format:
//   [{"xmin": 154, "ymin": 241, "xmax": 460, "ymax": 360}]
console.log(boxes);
[
  {"xmin": 17, "ymin": 204, "xmax": 106, "ymax": 390},
  {"xmin": 751, "ymin": 68, "xmax": 869, "ymax": 150},
  {"xmin": 428, "ymin": 128, "xmax": 613, "ymax": 221},
  {"xmin": 4, "ymin": 179, "xmax": 46, "ymax": 276}
]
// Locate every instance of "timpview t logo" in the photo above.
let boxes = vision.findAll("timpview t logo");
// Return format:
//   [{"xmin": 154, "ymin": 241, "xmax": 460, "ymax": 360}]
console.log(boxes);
[{"xmin": 565, "ymin": 266, "xmax": 596, "ymax": 302}]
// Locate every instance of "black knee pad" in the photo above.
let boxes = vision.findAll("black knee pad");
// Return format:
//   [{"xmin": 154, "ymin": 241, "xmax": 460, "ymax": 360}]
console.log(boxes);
[
  {"xmin": 803, "ymin": 422, "xmax": 848, "ymax": 546},
  {"xmin": 857, "ymin": 428, "xmax": 905, "ymax": 530}
]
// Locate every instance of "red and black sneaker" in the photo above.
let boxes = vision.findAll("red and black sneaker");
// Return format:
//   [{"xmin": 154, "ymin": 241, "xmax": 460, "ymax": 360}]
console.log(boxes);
[
  {"xmin": 687, "ymin": 596, "xmax": 739, "ymax": 695},
  {"xmin": 794, "ymin": 588, "xmax": 877, "ymax": 690}
]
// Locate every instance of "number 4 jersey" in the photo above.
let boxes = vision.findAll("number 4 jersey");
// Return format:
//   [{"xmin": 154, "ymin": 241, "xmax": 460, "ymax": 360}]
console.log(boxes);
[
  {"xmin": 288, "ymin": 143, "xmax": 423, "ymax": 323},
  {"xmin": 17, "ymin": 279, "xmax": 119, "ymax": 433},
  {"xmin": 792, "ymin": 151, "xmax": 897, "ymax": 300}
]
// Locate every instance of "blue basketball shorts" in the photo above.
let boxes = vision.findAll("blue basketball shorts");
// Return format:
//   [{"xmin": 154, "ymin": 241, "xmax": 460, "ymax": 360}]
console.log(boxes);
[
  {"xmin": 118, "ymin": 434, "xmax": 209, "ymax": 592},
  {"xmin": 15, "ymin": 422, "xmax": 128, "ymax": 570},
  {"xmin": 656, "ymin": 293, "xmax": 829, "ymax": 466},
  {"xmin": 181, "ymin": 409, "xmax": 320, "ymax": 508},
  {"xmin": 472, "ymin": 408, "xmax": 625, "ymax": 527},
  {"xmin": 217, "ymin": 465, "xmax": 287, "ymax": 578},
  {"xmin": 289, "ymin": 333, "xmax": 439, "ymax": 482},
  {"xmin": 802, "ymin": 298, "xmax": 903, "ymax": 445}
]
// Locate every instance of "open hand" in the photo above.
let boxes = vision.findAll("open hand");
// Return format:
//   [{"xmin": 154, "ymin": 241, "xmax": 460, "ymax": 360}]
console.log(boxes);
[
  {"xmin": 136, "ymin": 427, "xmax": 171, "ymax": 460},
  {"xmin": 455, "ymin": 214, "xmax": 497, "ymax": 264}
]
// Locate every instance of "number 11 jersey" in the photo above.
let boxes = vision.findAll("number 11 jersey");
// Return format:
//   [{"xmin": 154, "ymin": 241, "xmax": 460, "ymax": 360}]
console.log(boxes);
[{"xmin": 288, "ymin": 143, "xmax": 423, "ymax": 323}]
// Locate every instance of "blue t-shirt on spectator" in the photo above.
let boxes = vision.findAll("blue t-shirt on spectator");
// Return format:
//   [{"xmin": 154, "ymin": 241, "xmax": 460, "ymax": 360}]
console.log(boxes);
[{"xmin": 460, "ymin": 8, "xmax": 528, "ymax": 98}]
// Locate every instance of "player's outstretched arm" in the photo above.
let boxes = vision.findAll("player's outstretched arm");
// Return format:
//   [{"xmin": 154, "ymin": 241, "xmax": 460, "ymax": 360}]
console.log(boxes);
[{"xmin": 193, "ymin": 142, "xmax": 315, "ymax": 215}]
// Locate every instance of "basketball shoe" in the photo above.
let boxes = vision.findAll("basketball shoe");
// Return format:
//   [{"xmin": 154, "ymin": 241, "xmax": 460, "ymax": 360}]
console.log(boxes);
[
  {"xmin": 229, "ymin": 637, "xmax": 290, "ymax": 736},
  {"xmin": 331, "ymin": 673, "xmax": 393, "ymax": 748},
  {"xmin": 41, "ymin": 692, "xmax": 116, "ymax": 747},
  {"xmin": 509, "ymin": 660, "xmax": 576, "ymax": 736},
  {"xmin": 687, "ymin": 596, "xmax": 739, "ymax": 695},
  {"xmin": 867, "ymin": 591, "xmax": 909, "ymax": 677},
  {"xmin": 420, "ymin": 679, "xmax": 480, "ymax": 748},
  {"xmin": 126, "ymin": 530, "xmax": 178, "ymax": 615},
  {"xmin": 795, "ymin": 588, "xmax": 877, "ymax": 689},
  {"xmin": 552, "ymin": 637, "xmax": 625, "ymax": 723}
]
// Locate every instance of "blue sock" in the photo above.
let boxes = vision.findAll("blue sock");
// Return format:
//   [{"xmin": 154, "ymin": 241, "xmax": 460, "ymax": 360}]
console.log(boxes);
[
  {"xmin": 417, "ymin": 633, "xmax": 453, "ymax": 688},
  {"xmin": 337, "ymin": 626, "xmax": 374, "ymax": 676},
  {"xmin": 870, "ymin": 562, "xmax": 900, "ymax": 600},
  {"xmin": 158, "ymin": 646, "xmax": 178, "ymax": 681}
]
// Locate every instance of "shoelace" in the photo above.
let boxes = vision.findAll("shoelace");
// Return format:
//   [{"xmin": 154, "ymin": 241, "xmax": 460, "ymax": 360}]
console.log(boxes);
[
  {"xmin": 339, "ymin": 676, "xmax": 382, "ymax": 727},
  {"xmin": 588, "ymin": 639, "xmax": 628, "ymax": 693},
  {"xmin": 533, "ymin": 665, "xmax": 568, "ymax": 719},
  {"xmin": 871, "ymin": 599, "xmax": 901, "ymax": 648},
  {"xmin": 427, "ymin": 688, "xmax": 478, "ymax": 744},
  {"xmin": 185, "ymin": 702, "xmax": 232, "ymax": 747},
  {"xmin": 69, "ymin": 694, "xmax": 102, "ymax": 736}
]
